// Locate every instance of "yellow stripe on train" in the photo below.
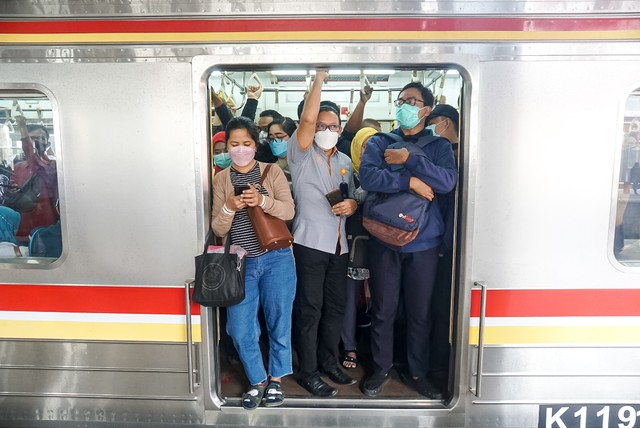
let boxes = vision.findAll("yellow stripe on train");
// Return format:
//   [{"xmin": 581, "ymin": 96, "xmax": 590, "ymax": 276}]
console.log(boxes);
[
  {"xmin": 1, "ymin": 30, "xmax": 640, "ymax": 44},
  {"xmin": 0, "ymin": 320, "xmax": 202, "ymax": 342},
  {"xmin": 469, "ymin": 326, "xmax": 640, "ymax": 346}
]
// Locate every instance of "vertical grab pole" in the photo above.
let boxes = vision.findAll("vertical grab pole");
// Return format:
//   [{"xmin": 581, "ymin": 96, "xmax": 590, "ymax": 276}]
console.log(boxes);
[
  {"xmin": 470, "ymin": 281, "xmax": 487, "ymax": 397},
  {"xmin": 185, "ymin": 280, "xmax": 195, "ymax": 394}
]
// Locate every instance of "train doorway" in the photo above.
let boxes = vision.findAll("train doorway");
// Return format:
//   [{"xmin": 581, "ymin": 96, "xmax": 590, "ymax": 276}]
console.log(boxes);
[{"xmin": 204, "ymin": 66, "xmax": 464, "ymax": 408}]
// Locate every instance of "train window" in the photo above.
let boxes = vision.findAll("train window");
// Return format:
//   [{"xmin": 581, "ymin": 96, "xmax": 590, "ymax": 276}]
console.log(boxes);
[
  {"xmin": 614, "ymin": 89, "xmax": 640, "ymax": 266},
  {"xmin": 0, "ymin": 91, "xmax": 61, "ymax": 264},
  {"xmin": 207, "ymin": 67, "xmax": 463, "ymax": 404}
]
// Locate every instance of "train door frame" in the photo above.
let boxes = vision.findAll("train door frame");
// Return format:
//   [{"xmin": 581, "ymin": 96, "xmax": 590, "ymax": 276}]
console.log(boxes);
[{"xmin": 191, "ymin": 51, "xmax": 477, "ymax": 420}]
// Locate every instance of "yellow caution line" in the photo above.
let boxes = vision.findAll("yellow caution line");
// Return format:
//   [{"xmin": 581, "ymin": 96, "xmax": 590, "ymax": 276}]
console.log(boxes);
[
  {"xmin": 1, "ymin": 30, "xmax": 639, "ymax": 44},
  {"xmin": 0, "ymin": 320, "xmax": 202, "ymax": 342}
]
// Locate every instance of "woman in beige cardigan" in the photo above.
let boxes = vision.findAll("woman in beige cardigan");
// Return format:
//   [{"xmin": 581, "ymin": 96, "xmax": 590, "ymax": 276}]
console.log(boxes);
[{"xmin": 211, "ymin": 117, "xmax": 296, "ymax": 410}]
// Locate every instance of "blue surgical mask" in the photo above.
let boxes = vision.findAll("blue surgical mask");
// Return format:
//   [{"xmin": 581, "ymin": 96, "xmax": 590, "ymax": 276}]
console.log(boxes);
[
  {"xmin": 213, "ymin": 152, "xmax": 231, "ymax": 169},
  {"xmin": 425, "ymin": 124, "xmax": 440, "ymax": 137},
  {"xmin": 269, "ymin": 138, "xmax": 288, "ymax": 158},
  {"xmin": 395, "ymin": 104, "xmax": 423, "ymax": 129}
]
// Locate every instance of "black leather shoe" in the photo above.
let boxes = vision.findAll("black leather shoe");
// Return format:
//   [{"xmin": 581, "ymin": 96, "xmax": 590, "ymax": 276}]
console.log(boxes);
[
  {"xmin": 322, "ymin": 366, "xmax": 357, "ymax": 385},
  {"xmin": 297, "ymin": 374, "xmax": 338, "ymax": 397},
  {"xmin": 414, "ymin": 376, "xmax": 444, "ymax": 400},
  {"xmin": 362, "ymin": 372, "xmax": 389, "ymax": 397}
]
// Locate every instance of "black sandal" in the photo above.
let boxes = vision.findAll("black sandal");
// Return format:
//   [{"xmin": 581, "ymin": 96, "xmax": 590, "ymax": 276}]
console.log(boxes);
[
  {"xmin": 341, "ymin": 351, "xmax": 358, "ymax": 369},
  {"xmin": 242, "ymin": 383, "xmax": 266, "ymax": 410}
]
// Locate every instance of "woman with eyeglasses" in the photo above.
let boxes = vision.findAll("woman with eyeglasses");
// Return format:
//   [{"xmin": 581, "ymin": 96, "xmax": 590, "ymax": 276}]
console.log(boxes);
[{"xmin": 266, "ymin": 117, "xmax": 297, "ymax": 183}]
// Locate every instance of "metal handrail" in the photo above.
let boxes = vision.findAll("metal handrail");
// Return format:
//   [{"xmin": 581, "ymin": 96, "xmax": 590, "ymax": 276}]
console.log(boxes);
[
  {"xmin": 470, "ymin": 281, "xmax": 487, "ymax": 397},
  {"xmin": 184, "ymin": 279, "xmax": 196, "ymax": 394}
]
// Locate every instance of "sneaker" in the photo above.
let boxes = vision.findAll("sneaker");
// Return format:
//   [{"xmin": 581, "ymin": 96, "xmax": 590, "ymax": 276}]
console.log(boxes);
[
  {"xmin": 414, "ymin": 376, "xmax": 444, "ymax": 400},
  {"xmin": 322, "ymin": 366, "xmax": 357, "ymax": 385},
  {"xmin": 362, "ymin": 372, "xmax": 389, "ymax": 397}
]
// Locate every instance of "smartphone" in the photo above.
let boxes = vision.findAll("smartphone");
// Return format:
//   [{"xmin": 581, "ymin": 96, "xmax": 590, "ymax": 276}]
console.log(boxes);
[
  {"xmin": 234, "ymin": 185, "xmax": 250, "ymax": 196},
  {"xmin": 325, "ymin": 189, "xmax": 344, "ymax": 207}
]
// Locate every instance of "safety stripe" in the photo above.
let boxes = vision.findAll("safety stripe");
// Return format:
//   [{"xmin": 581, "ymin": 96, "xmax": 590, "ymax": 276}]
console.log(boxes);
[
  {"xmin": 2, "ymin": 31, "xmax": 638, "ymax": 44},
  {"xmin": 470, "ymin": 289, "xmax": 640, "ymax": 318},
  {"xmin": 0, "ymin": 311, "xmax": 201, "ymax": 324},
  {"xmin": 2, "ymin": 17, "xmax": 639, "ymax": 33},
  {"xmin": 470, "ymin": 316, "xmax": 640, "ymax": 327},
  {"xmin": 1, "ymin": 17, "xmax": 639, "ymax": 43},
  {"xmin": 0, "ymin": 284, "xmax": 201, "ymax": 315},
  {"xmin": 0, "ymin": 319, "xmax": 202, "ymax": 342},
  {"xmin": 468, "ymin": 325, "xmax": 640, "ymax": 346}
]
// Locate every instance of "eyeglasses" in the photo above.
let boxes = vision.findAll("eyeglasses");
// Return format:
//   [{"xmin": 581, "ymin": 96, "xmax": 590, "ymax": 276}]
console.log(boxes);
[
  {"xmin": 394, "ymin": 97, "xmax": 424, "ymax": 107},
  {"xmin": 268, "ymin": 133, "xmax": 288, "ymax": 143},
  {"xmin": 316, "ymin": 123, "xmax": 340, "ymax": 132}
]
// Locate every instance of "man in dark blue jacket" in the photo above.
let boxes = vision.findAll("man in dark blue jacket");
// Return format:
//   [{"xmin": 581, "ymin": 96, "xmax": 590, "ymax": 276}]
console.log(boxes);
[{"xmin": 359, "ymin": 82, "xmax": 457, "ymax": 398}]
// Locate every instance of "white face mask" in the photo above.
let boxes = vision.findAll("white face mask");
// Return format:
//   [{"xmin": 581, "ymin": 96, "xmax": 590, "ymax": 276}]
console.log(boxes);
[{"xmin": 314, "ymin": 129, "xmax": 339, "ymax": 150}]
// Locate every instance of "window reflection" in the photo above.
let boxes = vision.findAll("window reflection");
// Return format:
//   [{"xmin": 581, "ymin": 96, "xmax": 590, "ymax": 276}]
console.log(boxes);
[
  {"xmin": 0, "ymin": 92, "xmax": 61, "ymax": 262},
  {"xmin": 614, "ymin": 89, "xmax": 640, "ymax": 265}
]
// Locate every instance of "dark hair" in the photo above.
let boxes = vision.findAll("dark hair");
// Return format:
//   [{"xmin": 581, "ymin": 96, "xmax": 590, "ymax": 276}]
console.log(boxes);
[
  {"xmin": 259, "ymin": 109, "xmax": 283, "ymax": 120},
  {"xmin": 319, "ymin": 100, "xmax": 341, "ymax": 126},
  {"xmin": 362, "ymin": 118, "xmax": 381, "ymax": 130},
  {"xmin": 26, "ymin": 124, "xmax": 50, "ymax": 141},
  {"xmin": 225, "ymin": 116, "xmax": 259, "ymax": 144},
  {"xmin": 399, "ymin": 82, "xmax": 435, "ymax": 108},
  {"xmin": 268, "ymin": 117, "xmax": 297, "ymax": 137},
  {"xmin": 297, "ymin": 99, "xmax": 342, "ymax": 126}
]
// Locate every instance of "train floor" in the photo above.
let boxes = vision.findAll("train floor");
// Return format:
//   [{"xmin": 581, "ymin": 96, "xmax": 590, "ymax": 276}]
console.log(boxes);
[{"xmin": 218, "ymin": 321, "xmax": 442, "ymax": 401}]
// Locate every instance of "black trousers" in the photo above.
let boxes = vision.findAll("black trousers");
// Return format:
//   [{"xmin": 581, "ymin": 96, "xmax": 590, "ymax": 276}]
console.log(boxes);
[
  {"xmin": 293, "ymin": 243, "xmax": 349, "ymax": 378},
  {"xmin": 368, "ymin": 238, "xmax": 439, "ymax": 378},
  {"xmin": 428, "ymin": 249, "xmax": 453, "ymax": 379}
]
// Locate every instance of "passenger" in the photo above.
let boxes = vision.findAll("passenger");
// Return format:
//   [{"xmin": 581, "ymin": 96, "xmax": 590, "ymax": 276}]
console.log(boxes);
[
  {"xmin": 211, "ymin": 116, "xmax": 296, "ymax": 410},
  {"xmin": 212, "ymin": 131, "xmax": 231, "ymax": 174},
  {"xmin": 341, "ymin": 127, "xmax": 378, "ymax": 370},
  {"xmin": 362, "ymin": 118, "xmax": 382, "ymax": 132},
  {"xmin": 10, "ymin": 115, "xmax": 58, "ymax": 243},
  {"xmin": 335, "ymin": 84, "xmax": 374, "ymax": 158},
  {"xmin": 288, "ymin": 69, "xmax": 358, "ymax": 396},
  {"xmin": 256, "ymin": 110, "xmax": 283, "ymax": 163},
  {"xmin": 0, "ymin": 199, "xmax": 29, "ymax": 257},
  {"xmin": 359, "ymin": 82, "xmax": 457, "ymax": 399},
  {"xmin": 425, "ymin": 104, "xmax": 460, "ymax": 396},
  {"xmin": 267, "ymin": 117, "xmax": 297, "ymax": 183},
  {"xmin": 0, "ymin": 205, "xmax": 20, "ymax": 244}
]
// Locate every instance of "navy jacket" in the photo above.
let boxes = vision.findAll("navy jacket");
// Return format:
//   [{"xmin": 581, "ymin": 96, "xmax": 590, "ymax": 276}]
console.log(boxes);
[{"xmin": 359, "ymin": 128, "xmax": 457, "ymax": 252}]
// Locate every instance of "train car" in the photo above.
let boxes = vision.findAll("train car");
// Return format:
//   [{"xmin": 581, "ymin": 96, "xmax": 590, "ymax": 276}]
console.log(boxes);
[{"xmin": 1, "ymin": 1, "xmax": 640, "ymax": 427}]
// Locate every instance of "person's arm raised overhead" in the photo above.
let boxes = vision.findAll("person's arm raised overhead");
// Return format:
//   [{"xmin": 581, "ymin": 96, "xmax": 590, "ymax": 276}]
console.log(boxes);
[
  {"xmin": 344, "ymin": 83, "xmax": 372, "ymax": 134},
  {"xmin": 296, "ymin": 68, "xmax": 328, "ymax": 151}
]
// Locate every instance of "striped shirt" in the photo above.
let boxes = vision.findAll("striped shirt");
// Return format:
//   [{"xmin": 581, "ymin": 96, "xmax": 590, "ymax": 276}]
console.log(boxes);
[{"xmin": 229, "ymin": 163, "xmax": 269, "ymax": 258}]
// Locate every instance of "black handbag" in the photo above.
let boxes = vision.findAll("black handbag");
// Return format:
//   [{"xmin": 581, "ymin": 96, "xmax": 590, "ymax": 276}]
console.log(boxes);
[
  {"xmin": 193, "ymin": 230, "xmax": 246, "ymax": 307},
  {"xmin": 3, "ymin": 174, "xmax": 41, "ymax": 212}
]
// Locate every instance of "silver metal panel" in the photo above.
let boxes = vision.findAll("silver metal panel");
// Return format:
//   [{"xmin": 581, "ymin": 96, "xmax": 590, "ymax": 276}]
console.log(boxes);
[
  {"xmin": 471, "ymin": 58, "xmax": 640, "ymax": 290},
  {"xmin": 0, "ymin": 62, "xmax": 199, "ymax": 285},
  {"xmin": 0, "ymin": 0, "xmax": 638, "ymax": 16}
]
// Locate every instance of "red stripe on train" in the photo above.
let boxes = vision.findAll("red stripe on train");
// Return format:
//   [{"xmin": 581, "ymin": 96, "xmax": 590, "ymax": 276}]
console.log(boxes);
[
  {"xmin": 1, "ymin": 17, "xmax": 639, "ymax": 34},
  {"xmin": 0, "ymin": 284, "xmax": 201, "ymax": 315},
  {"xmin": 470, "ymin": 289, "xmax": 640, "ymax": 317}
]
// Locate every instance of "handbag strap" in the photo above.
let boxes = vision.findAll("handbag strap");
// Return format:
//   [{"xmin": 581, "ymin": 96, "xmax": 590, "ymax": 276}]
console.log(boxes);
[
  {"xmin": 201, "ymin": 227, "xmax": 232, "ymax": 259},
  {"xmin": 259, "ymin": 163, "xmax": 272, "ymax": 186}
]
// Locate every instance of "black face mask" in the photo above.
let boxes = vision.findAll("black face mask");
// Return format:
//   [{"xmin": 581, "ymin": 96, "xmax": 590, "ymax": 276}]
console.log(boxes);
[{"xmin": 35, "ymin": 141, "xmax": 48, "ymax": 155}]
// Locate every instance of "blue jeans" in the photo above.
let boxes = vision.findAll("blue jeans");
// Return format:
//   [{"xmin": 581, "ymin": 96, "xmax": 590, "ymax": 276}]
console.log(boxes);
[{"xmin": 226, "ymin": 247, "xmax": 296, "ymax": 385}]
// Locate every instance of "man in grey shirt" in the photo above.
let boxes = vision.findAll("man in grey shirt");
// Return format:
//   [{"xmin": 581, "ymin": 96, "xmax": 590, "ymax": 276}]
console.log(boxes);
[{"xmin": 288, "ymin": 69, "xmax": 358, "ymax": 397}]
